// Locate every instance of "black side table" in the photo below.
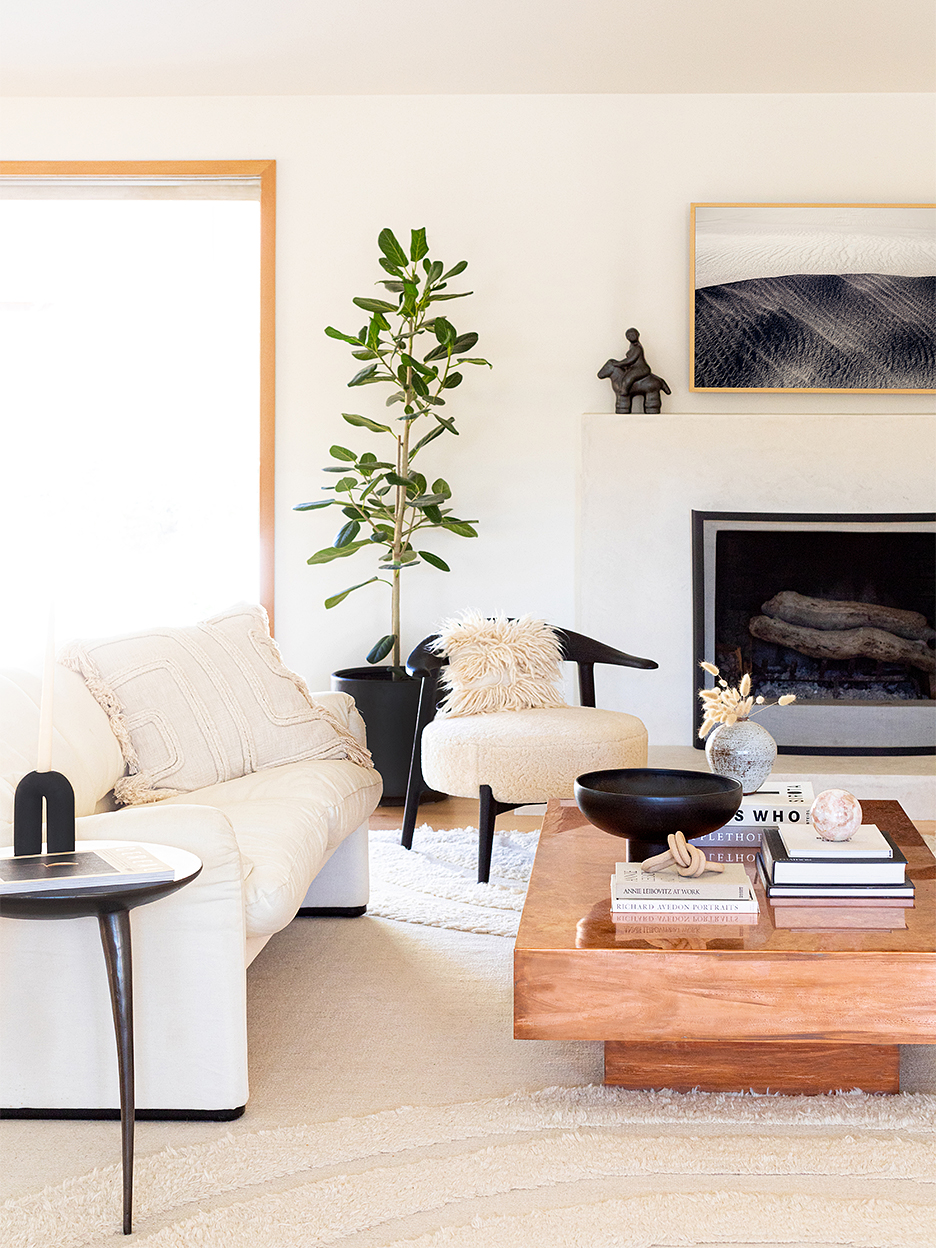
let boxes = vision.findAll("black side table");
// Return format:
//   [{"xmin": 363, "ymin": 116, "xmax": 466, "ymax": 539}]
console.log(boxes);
[{"xmin": 0, "ymin": 841, "xmax": 202, "ymax": 1235}]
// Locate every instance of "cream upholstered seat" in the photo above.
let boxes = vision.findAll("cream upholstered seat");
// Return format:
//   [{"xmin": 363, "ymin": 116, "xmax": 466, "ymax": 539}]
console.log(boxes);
[{"xmin": 401, "ymin": 626, "xmax": 656, "ymax": 882}]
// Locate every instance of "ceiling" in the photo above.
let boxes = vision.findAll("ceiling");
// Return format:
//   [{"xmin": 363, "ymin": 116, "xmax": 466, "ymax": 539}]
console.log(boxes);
[{"xmin": 1, "ymin": 0, "xmax": 934, "ymax": 96}]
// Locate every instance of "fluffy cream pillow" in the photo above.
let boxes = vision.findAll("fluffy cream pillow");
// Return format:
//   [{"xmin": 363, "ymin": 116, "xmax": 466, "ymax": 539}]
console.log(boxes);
[
  {"xmin": 433, "ymin": 613, "xmax": 567, "ymax": 718},
  {"xmin": 61, "ymin": 604, "xmax": 373, "ymax": 805}
]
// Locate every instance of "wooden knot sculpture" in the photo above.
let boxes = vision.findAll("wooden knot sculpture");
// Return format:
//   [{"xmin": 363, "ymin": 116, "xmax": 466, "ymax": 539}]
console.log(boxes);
[{"xmin": 640, "ymin": 831, "xmax": 725, "ymax": 877}]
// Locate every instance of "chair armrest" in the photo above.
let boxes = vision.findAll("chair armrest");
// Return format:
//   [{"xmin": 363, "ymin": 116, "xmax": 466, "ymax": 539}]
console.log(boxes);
[
  {"xmin": 555, "ymin": 628, "xmax": 658, "ymax": 671},
  {"xmin": 405, "ymin": 636, "xmax": 447, "ymax": 679}
]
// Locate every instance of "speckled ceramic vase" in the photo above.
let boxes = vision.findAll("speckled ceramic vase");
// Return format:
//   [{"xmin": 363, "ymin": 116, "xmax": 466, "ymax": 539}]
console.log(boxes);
[{"xmin": 704, "ymin": 719, "xmax": 777, "ymax": 794}]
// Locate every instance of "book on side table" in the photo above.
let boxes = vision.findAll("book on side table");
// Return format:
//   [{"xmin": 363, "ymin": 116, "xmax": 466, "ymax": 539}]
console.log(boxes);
[
  {"xmin": 0, "ymin": 844, "xmax": 175, "ymax": 894},
  {"xmin": 689, "ymin": 779, "xmax": 814, "ymax": 848}
]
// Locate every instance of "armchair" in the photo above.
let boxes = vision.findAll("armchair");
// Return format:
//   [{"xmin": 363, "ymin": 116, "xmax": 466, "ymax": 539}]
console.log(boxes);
[{"xmin": 401, "ymin": 627, "xmax": 657, "ymax": 882}]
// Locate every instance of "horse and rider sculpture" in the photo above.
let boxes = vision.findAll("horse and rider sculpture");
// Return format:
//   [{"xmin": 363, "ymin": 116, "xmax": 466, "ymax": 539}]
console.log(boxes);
[{"xmin": 598, "ymin": 327, "xmax": 670, "ymax": 413}]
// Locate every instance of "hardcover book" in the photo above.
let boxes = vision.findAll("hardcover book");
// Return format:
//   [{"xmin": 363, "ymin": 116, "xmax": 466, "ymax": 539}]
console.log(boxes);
[
  {"xmin": 760, "ymin": 825, "xmax": 906, "ymax": 885},
  {"xmin": 755, "ymin": 854, "xmax": 914, "ymax": 900},
  {"xmin": 779, "ymin": 823, "xmax": 892, "ymax": 859},
  {"xmin": 612, "ymin": 861, "xmax": 752, "ymax": 901},
  {"xmin": 727, "ymin": 780, "xmax": 814, "ymax": 826}
]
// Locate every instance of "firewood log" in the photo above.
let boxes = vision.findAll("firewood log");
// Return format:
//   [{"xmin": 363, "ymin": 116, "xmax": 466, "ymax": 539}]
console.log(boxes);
[
  {"xmin": 749, "ymin": 614, "xmax": 936, "ymax": 674},
  {"xmin": 761, "ymin": 591, "xmax": 935, "ymax": 643}
]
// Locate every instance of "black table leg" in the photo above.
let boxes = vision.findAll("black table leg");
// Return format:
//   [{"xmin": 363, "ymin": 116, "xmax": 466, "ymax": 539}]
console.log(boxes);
[{"xmin": 98, "ymin": 908, "xmax": 134, "ymax": 1235}]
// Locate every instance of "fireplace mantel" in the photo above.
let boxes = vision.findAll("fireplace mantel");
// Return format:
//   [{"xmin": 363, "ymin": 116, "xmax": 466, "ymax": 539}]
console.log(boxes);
[{"xmin": 578, "ymin": 413, "xmax": 936, "ymax": 756}]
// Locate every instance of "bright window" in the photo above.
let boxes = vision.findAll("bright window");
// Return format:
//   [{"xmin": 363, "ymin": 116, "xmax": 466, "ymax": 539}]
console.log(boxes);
[{"xmin": 0, "ymin": 164, "xmax": 274, "ymax": 665}]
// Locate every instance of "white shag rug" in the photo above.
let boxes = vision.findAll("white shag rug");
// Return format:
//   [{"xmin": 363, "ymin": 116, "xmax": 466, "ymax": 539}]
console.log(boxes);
[
  {"xmin": 367, "ymin": 824, "xmax": 537, "ymax": 936},
  {"xmin": 4, "ymin": 1084, "xmax": 935, "ymax": 1247}
]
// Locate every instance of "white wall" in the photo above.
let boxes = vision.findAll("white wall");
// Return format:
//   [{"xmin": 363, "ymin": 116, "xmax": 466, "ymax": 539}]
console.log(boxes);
[{"xmin": 2, "ymin": 94, "xmax": 934, "ymax": 690}]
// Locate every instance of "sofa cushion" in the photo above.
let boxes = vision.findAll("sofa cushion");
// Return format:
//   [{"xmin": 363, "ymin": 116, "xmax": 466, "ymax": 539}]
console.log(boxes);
[
  {"xmin": 160, "ymin": 758, "xmax": 382, "ymax": 936},
  {"xmin": 61, "ymin": 604, "xmax": 373, "ymax": 805},
  {"xmin": 433, "ymin": 613, "xmax": 567, "ymax": 717}
]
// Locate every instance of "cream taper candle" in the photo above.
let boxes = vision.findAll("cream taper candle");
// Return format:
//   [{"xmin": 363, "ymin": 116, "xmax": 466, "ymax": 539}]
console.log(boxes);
[{"xmin": 36, "ymin": 608, "xmax": 55, "ymax": 772}]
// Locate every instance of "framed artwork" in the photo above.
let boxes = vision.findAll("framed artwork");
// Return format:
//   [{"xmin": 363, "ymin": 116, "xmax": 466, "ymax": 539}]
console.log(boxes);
[{"xmin": 690, "ymin": 203, "xmax": 936, "ymax": 393}]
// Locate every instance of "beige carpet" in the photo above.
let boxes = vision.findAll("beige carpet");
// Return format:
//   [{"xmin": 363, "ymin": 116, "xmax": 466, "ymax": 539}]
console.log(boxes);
[{"xmin": 2, "ymin": 817, "xmax": 934, "ymax": 1247}]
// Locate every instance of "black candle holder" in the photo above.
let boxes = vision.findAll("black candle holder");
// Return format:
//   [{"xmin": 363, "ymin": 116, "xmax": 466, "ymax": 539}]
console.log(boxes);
[{"xmin": 13, "ymin": 770, "xmax": 76, "ymax": 855}]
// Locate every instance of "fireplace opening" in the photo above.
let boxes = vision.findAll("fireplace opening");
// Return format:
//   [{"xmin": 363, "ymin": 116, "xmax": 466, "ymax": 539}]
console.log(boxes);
[{"xmin": 692, "ymin": 512, "xmax": 936, "ymax": 755}]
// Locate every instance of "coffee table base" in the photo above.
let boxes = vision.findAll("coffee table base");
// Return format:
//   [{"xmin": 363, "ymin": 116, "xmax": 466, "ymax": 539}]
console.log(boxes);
[{"xmin": 603, "ymin": 1040, "xmax": 900, "ymax": 1094}]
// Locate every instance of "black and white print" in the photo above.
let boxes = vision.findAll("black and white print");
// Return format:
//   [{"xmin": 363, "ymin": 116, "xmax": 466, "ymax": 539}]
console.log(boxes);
[{"xmin": 692, "ymin": 204, "xmax": 936, "ymax": 392}]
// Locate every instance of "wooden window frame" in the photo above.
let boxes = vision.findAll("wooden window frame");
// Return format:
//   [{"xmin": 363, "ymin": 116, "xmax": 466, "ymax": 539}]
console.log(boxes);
[{"xmin": 0, "ymin": 159, "xmax": 277, "ymax": 628}]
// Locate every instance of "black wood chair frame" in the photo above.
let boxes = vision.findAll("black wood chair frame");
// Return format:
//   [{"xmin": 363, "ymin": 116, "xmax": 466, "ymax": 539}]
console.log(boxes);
[{"xmin": 401, "ymin": 628, "xmax": 657, "ymax": 883}]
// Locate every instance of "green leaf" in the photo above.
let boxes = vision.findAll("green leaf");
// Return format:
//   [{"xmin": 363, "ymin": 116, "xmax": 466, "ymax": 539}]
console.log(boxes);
[
  {"xmin": 442, "ymin": 519, "xmax": 478, "ymax": 537},
  {"xmin": 431, "ymin": 478, "xmax": 451, "ymax": 498},
  {"xmin": 421, "ymin": 504, "xmax": 443, "ymax": 523},
  {"xmin": 329, "ymin": 445, "xmax": 356, "ymax": 461},
  {"xmin": 342, "ymin": 412, "xmax": 391, "ymax": 433},
  {"xmin": 386, "ymin": 391, "xmax": 406, "ymax": 406},
  {"xmin": 352, "ymin": 296, "xmax": 397, "ymax": 314},
  {"xmin": 379, "ymin": 280, "xmax": 405, "ymax": 292},
  {"xmin": 424, "ymin": 260, "xmax": 444, "ymax": 284},
  {"xmin": 333, "ymin": 520, "xmax": 361, "ymax": 547},
  {"xmin": 334, "ymin": 476, "xmax": 356, "ymax": 492},
  {"xmin": 322, "ymin": 464, "xmax": 355, "ymax": 473},
  {"xmin": 378, "ymin": 256, "xmax": 403, "ymax": 277},
  {"xmin": 408, "ymin": 471, "xmax": 427, "ymax": 495},
  {"xmin": 456, "ymin": 357, "xmax": 491, "ymax": 366},
  {"xmin": 451, "ymin": 332, "xmax": 478, "ymax": 354},
  {"xmin": 410, "ymin": 492, "xmax": 448, "ymax": 508},
  {"xmin": 410, "ymin": 424, "xmax": 446, "ymax": 454},
  {"xmin": 306, "ymin": 539, "xmax": 371, "ymax": 565},
  {"xmin": 325, "ymin": 325, "xmax": 362, "ymax": 345},
  {"xmin": 341, "ymin": 505, "xmax": 367, "ymax": 519},
  {"xmin": 385, "ymin": 471, "xmax": 414, "ymax": 490},
  {"xmin": 410, "ymin": 227, "xmax": 429, "ymax": 262},
  {"xmin": 441, "ymin": 260, "xmax": 468, "ymax": 280},
  {"xmin": 348, "ymin": 363, "xmax": 379, "ymax": 386},
  {"xmin": 351, "ymin": 348, "xmax": 378, "ymax": 360},
  {"xmin": 419, "ymin": 551, "xmax": 450, "ymax": 571},
  {"xmin": 430, "ymin": 291, "xmax": 472, "ymax": 302},
  {"xmin": 366, "ymin": 634, "xmax": 396, "ymax": 664},
  {"xmin": 293, "ymin": 499, "xmax": 335, "ymax": 511},
  {"xmin": 378, "ymin": 228, "xmax": 408, "ymax": 269},
  {"xmin": 410, "ymin": 372, "xmax": 430, "ymax": 398},
  {"xmin": 442, "ymin": 372, "xmax": 463, "ymax": 389},
  {"xmin": 434, "ymin": 413, "xmax": 458, "ymax": 433},
  {"xmin": 324, "ymin": 577, "xmax": 379, "ymax": 610}
]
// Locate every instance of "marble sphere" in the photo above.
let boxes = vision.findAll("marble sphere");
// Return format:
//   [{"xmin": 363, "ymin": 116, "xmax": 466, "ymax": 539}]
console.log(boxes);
[{"xmin": 810, "ymin": 788, "xmax": 863, "ymax": 841}]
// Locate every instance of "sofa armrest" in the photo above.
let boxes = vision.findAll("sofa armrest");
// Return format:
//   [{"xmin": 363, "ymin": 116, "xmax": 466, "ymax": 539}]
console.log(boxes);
[{"xmin": 308, "ymin": 689, "xmax": 368, "ymax": 748}]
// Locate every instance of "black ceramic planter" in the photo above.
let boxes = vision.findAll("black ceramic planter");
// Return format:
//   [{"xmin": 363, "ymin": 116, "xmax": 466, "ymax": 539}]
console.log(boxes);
[{"xmin": 331, "ymin": 666, "xmax": 444, "ymax": 806}]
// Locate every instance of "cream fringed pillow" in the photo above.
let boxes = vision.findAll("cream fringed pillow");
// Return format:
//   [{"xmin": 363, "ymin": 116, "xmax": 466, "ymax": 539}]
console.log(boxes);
[
  {"xmin": 433, "ymin": 613, "xmax": 567, "ymax": 718},
  {"xmin": 60, "ymin": 604, "xmax": 374, "ymax": 805}
]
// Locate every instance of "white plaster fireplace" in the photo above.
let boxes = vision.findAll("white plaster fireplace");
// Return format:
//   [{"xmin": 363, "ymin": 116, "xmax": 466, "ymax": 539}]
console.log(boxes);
[{"xmin": 578, "ymin": 414, "xmax": 936, "ymax": 763}]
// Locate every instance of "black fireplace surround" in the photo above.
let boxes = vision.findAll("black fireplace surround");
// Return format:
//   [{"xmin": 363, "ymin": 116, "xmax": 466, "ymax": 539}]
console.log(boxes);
[{"xmin": 692, "ymin": 511, "xmax": 936, "ymax": 756}]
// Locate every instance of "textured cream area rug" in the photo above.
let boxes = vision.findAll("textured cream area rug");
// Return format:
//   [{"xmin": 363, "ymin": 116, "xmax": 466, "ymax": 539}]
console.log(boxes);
[
  {"xmin": 367, "ymin": 824, "xmax": 537, "ymax": 935},
  {"xmin": 3, "ymin": 1083, "xmax": 935, "ymax": 1247},
  {"xmin": 4, "ymin": 824, "xmax": 934, "ymax": 1247}
]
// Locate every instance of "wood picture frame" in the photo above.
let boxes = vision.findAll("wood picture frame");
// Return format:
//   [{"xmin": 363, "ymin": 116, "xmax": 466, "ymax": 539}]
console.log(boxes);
[{"xmin": 690, "ymin": 202, "xmax": 936, "ymax": 394}]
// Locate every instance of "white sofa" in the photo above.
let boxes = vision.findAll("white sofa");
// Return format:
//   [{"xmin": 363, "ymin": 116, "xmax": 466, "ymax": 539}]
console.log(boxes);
[{"xmin": 0, "ymin": 664, "xmax": 382, "ymax": 1118}]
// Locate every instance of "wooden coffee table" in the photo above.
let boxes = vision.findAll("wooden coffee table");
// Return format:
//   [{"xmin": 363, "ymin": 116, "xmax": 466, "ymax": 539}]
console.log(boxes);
[{"xmin": 514, "ymin": 799, "xmax": 935, "ymax": 1093}]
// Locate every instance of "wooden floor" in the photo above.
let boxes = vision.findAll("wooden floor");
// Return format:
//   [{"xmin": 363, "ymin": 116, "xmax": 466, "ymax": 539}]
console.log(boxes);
[
  {"xmin": 369, "ymin": 796, "xmax": 934, "ymax": 842},
  {"xmin": 368, "ymin": 795, "xmax": 543, "ymax": 835}
]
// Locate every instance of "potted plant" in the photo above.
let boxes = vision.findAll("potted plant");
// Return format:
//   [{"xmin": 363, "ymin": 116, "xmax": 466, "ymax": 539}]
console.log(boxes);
[{"xmin": 295, "ymin": 226, "xmax": 489, "ymax": 799}]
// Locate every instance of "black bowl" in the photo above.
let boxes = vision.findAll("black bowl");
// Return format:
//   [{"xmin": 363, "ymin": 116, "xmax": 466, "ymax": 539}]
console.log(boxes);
[{"xmin": 574, "ymin": 768, "xmax": 743, "ymax": 859}]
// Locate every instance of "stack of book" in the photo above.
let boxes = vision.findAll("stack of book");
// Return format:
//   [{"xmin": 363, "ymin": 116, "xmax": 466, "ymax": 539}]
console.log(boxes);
[
  {"xmin": 610, "ymin": 860, "xmax": 759, "ymax": 920},
  {"xmin": 755, "ymin": 822, "xmax": 914, "ymax": 906},
  {"xmin": 687, "ymin": 779, "xmax": 816, "ymax": 869}
]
